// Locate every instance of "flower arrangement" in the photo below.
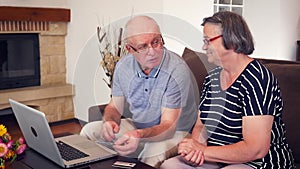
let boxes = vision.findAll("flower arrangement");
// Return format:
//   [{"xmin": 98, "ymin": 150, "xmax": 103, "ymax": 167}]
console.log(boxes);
[
  {"xmin": 0, "ymin": 124, "xmax": 26, "ymax": 168},
  {"xmin": 97, "ymin": 25, "xmax": 127, "ymax": 88}
]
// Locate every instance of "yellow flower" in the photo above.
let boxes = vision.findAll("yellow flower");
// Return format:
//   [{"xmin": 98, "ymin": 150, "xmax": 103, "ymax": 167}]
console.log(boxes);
[
  {"xmin": 4, "ymin": 149, "xmax": 16, "ymax": 161},
  {"xmin": 0, "ymin": 125, "xmax": 7, "ymax": 137}
]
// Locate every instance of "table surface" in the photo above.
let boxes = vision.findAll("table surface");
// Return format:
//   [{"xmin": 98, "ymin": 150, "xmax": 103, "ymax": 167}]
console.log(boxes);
[
  {"xmin": 8, "ymin": 148, "xmax": 156, "ymax": 169},
  {"xmin": 7, "ymin": 132, "xmax": 155, "ymax": 169}
]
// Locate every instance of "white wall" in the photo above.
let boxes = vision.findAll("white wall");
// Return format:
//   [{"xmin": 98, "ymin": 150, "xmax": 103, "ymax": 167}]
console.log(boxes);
[
  {"xmin": 244, "ymin": 0, "xmax": 300, "ymax": 60},
  {"xmin": 1, "ymin": 0, "xmax": 299, "ymax": 121},
  {"xmin": 244, "ymin": 0, "xmax": 280, "ymax": 59},
  {"xmin": 279, "ymin": 0, "xmax": 300, "ymax": 60},
  {"xmin": 161, "ymin": 0, "xmax": 212, "ymax": 53}
]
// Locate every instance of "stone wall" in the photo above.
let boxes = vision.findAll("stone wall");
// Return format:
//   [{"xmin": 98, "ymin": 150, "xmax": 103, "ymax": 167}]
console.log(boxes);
[{"xmin": 40, "ymin": 22, "xmax": 67, "ymax": 86}]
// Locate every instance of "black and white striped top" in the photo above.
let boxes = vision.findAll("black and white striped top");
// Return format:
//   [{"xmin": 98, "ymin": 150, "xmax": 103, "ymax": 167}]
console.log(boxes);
[{"xmin": 199, "ymin": 60, "xmax": 295, "ymax": 168}]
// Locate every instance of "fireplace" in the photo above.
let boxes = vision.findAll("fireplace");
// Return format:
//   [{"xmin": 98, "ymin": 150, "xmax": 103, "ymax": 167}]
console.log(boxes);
[
  {"xmin": 0, "ymin": 7, "xmax": 74, "ymax": 122},
  {"xmin": 0, "ymin": 33, "xmax": 40, "ymax": 90}
]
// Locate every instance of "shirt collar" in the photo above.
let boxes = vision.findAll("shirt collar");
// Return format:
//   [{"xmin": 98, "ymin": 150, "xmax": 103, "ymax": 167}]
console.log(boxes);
[{"xmin": 137, "ymin": 48, "xmax": 166, "ymax": 78}]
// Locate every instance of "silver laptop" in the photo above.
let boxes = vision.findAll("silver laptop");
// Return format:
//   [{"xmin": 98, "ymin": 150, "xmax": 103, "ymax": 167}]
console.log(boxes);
[{"xmin": 9, "ymin": 99, "xmax": 117, "ymax": 168}]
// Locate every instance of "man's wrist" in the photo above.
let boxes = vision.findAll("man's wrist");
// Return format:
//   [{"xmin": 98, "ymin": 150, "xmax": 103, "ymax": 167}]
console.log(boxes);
[
  {"xmin": 103, "ymin": 117, "xmax": 121, "ymax": 125},
  {"xmin": 135, "ymin": 129, "xmax": 143, "ymax": 138}
]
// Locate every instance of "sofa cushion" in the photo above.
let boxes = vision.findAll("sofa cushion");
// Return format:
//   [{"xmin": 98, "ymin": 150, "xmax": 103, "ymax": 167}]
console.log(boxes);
[
  {"xmin": 181, "ymin": 47, "xmax": 215, "ymax": 96},
  {"xmin": 262, "ymin": 62, "xmax": 300, "ymax": 164}
]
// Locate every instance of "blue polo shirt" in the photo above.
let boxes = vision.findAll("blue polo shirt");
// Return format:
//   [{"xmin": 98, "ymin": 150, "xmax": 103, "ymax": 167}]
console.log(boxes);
[{"xmin": 112, "ymin": 48, "xmax": 198, "ymax": 131}]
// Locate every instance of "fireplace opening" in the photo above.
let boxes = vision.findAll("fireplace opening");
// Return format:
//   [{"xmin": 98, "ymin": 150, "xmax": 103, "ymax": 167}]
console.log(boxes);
[{"xmin": 0, "ymin": 33, "xmax": 40, "ymax": 90}]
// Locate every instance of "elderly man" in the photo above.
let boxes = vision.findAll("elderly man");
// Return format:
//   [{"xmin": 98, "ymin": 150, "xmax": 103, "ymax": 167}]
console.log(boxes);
[{"xmin": 80, "ymin": 15, "xmax": 199, "ymax": 168}]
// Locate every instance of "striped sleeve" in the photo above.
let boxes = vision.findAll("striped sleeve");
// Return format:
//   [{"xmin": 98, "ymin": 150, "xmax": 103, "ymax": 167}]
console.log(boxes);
[{"xmin": 240, "ymin": 62, "xmax": 278, "ymax": 117}]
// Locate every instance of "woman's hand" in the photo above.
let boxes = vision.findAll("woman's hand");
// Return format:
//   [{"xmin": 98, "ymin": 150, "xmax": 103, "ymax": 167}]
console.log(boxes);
[
  {"xmin": 181, "ymin": 150, "xmax": 205, "ymax": 167},
  {"xmin": 113, "ymin": 130, "xmax": 141, "ymax": 156},
  {"xmin": 178, "ymin": 138, "xmax": 206, "ymax": 166}
]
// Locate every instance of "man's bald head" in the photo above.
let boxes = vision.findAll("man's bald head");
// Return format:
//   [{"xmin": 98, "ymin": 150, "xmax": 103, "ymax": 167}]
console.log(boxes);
[{"xmin": 124, "ymin": 15, "xmax": 161, "ymax": 41}]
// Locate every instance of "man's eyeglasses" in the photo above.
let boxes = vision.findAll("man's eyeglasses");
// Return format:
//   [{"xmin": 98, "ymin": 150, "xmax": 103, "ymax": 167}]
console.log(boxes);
[
  {"xmin": 128, "ymin": 36, "xmax": 164, "ymax": 54},
  {"xmin": 203, "ymin": 35, "xmax": 223, "ymax": 46}
]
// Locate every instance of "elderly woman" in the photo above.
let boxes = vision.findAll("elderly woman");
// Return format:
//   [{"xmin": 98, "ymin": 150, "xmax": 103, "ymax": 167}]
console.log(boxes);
[{"xmin": 160, "ymin": 11, "xmax": 295, "ymax": 169}]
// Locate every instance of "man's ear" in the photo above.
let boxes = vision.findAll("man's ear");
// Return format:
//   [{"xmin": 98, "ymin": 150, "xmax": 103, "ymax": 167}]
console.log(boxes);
[
  {"xmin": 125, "ymin": 44, "xmax": 134, "ymax": 53},
  {"xmin": 125, "ymin": 44, "xmax": 131, "ymax": 51}
]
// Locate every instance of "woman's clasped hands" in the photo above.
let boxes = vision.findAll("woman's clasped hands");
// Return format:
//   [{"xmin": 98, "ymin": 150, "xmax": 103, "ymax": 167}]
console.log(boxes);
[{"xmin": 178, "ymin": 138, "xmax": 206, "ymax": 167}]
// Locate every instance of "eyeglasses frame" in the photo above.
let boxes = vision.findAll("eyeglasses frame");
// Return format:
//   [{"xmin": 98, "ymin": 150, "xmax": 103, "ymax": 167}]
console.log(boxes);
[
  {"xmin": 127, "ymin": 35, "xmax": 165, "ymax": 54},
  {"xmin": 203, "ymin": 35, "xmax": 223, "ymax": 46}
]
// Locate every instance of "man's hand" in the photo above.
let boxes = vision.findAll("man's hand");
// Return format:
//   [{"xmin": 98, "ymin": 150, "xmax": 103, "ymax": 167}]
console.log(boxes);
[
  {"xmin": 113, "ymin": 130, "xmax": 141, "ymax": 156},
  {"xmin": 100, "ymin": 121, "xmax": 120, "ymax": 142},
  {"xmin": 178, "ymin": 138, "xmax": 206, "ymax": 166}
]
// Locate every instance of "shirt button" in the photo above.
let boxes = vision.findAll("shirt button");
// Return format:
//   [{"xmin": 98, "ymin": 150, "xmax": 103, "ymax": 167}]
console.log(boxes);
[
  {"xmin": 145, "ymin": 89, "xmax": 148, "ymax": 92},
  {"xmin": 145, "ymin": 77, "xmax": 149, "ymax": 79}
]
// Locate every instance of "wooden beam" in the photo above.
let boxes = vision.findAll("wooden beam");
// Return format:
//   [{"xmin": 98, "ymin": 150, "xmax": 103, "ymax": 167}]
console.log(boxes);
[{"xmin": 0, "ymin": 6, "xmax": 70, "ymax": 22}]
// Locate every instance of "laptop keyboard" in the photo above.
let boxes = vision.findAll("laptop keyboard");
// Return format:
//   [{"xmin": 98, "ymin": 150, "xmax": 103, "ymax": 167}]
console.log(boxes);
[{"xmin": 56, "ymin": 141, "xmax": 89, "ymax": 161}]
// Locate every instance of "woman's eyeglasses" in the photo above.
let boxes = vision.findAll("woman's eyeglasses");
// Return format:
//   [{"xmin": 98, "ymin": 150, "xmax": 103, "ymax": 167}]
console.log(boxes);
[{"xmin": 203, "ymin": 35, "xmax": 223, "ymax": 46}]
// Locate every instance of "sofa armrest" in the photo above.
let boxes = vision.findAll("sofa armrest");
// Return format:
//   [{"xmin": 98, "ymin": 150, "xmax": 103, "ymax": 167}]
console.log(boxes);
[{"xmin": 88, "ymin": 104, "xmax": 107, "ymax": 122}]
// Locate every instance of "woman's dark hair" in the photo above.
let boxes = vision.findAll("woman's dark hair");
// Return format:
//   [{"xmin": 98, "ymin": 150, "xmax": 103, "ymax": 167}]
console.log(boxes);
[{"xmin": 201, "ymin": 11, "xmax": 255, "ymax": 55}]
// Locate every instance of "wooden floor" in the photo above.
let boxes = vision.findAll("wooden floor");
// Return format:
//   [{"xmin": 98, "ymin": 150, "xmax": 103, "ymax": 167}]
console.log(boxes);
[{"xmin": 0, "ymin": 114, "xmax": 84, "ymax": 139}]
